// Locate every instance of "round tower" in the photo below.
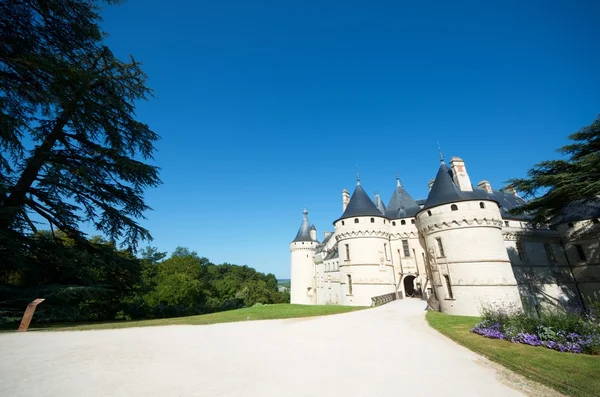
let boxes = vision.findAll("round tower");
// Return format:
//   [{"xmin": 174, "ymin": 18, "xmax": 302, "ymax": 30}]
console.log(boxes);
[
  {"xmin": 417, "ymin": 158, "xmax": 522, "ymax": 316},
  {"xmin": 334, "ymin": 177, "xmax": 396, "ymax": 306},
  {"xmin": 290, "ymin": 208, "xmax": 318, "ymax": 305}
]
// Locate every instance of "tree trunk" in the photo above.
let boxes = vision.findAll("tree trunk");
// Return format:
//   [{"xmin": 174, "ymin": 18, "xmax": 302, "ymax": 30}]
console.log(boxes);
[{"xmin": 0, "ymin": 110, "xmax": 71, "ymax": 230}]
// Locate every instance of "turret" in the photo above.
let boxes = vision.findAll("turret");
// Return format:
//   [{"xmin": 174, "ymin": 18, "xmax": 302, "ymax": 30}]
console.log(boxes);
[
  {"xmin": 417, "ymin": 156, "xmax": 522, "ymax": 316},
  {"xmin": 333, "ymin": 176, "xmax": 395, "ymax": 306},
  {"xmin": 290, "ymin": 208, "xmax": 317, "ymax": 304},
  {"xmin": 386, "ymin": 174, "xmax": 425, "ymax": 296}
]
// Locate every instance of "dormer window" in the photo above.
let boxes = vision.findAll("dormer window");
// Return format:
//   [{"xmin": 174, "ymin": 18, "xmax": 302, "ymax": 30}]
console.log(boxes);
[
  {"xmin": 354, "ymin": 218, "xmax": 359, "ymax": 224},
  {"xmin": 451, "ymin": 204, "xmax": 458, "ymax": 211}
]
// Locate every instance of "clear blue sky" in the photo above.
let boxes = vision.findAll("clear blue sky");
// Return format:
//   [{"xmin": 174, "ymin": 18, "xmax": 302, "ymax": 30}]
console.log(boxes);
[{"xmin": 99, "ymin": 0, "xmax": 599, "ymax": 278}]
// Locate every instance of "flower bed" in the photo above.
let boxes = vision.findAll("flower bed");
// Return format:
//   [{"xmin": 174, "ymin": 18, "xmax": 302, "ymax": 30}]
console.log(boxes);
[{"xmin": 471, "ymin": 304, "xmax": 600, "ymax": 355}]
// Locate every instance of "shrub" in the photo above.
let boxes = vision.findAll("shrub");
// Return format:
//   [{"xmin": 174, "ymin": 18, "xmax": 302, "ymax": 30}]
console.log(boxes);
[{"xmin": 473, "ymin": 303, "xmax": 600, "ymax": 355}]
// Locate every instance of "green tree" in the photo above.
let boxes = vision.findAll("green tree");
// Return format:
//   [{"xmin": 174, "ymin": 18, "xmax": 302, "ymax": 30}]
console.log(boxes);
[
  {"xmin": 0, "ymin": 0, "xmax": 160, "ymax": 269},
  {"xmin": 507, "ymin": 115, "xmax": 600, "ymax": 222},
  {"xmin": 139, "ymin": 246, "xmax": 167, "ymax": 265}
]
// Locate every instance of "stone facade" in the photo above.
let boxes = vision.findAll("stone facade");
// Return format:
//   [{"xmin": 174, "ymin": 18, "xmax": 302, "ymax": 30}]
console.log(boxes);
[{"xmin": 290, "ymin": 157, "xmax": 600, "ymax": 316}]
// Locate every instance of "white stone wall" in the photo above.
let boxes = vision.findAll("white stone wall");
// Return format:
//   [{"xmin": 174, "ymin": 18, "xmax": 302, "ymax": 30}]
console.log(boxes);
[
  {"xmin": 388, "ymin": 218, "xmax": 428, "ymax": 297},
  {"xmin": 290, "ymin": 241, "xmax": 317, "ymax": 305},
  {"xmin": 335, "ymin": 216, "xmax": 396, "ymax": 306},
  {"xmin": 502, "ymin": 221, "xmax": 581, "ymax": 312},
  {"xmin": 557, "ymin": 220, "xmax": 600, "ymax": 305},
  {"xmin": 417, "ymin": 200, "xmax": 523, "ymax": 316}
]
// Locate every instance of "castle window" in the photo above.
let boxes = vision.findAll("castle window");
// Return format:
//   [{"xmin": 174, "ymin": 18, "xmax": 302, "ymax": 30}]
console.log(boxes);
[
  {"xmin": 370, "ymin": 218, "xmax": 375, "ymax": 223},
  {"xmin": 342, "ymin": 221, "xmax": 345, "ymax": 226},
  {"xmin": 345, "ymin": 244, "xmax": 350, "ymax": 260},
  {"xmin": 402, "ymin": 240, "xmax": 410, "ymax": 257},
  {"xmin": 392, "ymin": 221, "xmax": 396, "ymax": 226},
  {"xmin": 384, "ymin": 243, "xmax": 389, "ymax": 260},
  {"xmin": 504, "ymin": 221, "xmax": 509, "ymax": 227},
  {"xmin": 479, "ymin": 202, "xmax": 485, "ymax": 209},
  {"xmin": 401, "ymin": 220, "xmax": 406, "ymax": 225},
  {"xmin": 411, "ymin": 219, "xmax": 415, "ymax": 224},
  {"xmin": 575, "ymin": 244, "xmax": 586, "ymax": 261},
  {"xmin": 354, "ymin": 218, "xmax": 359, "ymax": 224},
  {"xmin": 593, "ymin": 219, "xmax": 599, "ymax": 224},
  {"xmin": 436, "ymin": 238, "xmax": 445, "ymax": 257},
  {"xmin": 347, "ymin": 275, "xmax": 353, "ymax": 295},
  {"xmin": 516, "ymin": 242, "xmax": 526, "ymax": 262},
  {"xmin": 427, "ymin": 211, "xmax": 432, "ymax": 217},
  {"xmin": 444, "ymin": 275, "xmax": 454, "ymax": 299},
  {"xmin": 544, "ymin": 243, "xmax": 556, "ymax": 264},
  {"xmin": 451, "ymin": 204, "xmax": 458, "ymax": 211},
  {"xmin": 384, "ymin": 220, "xmax": 386, "ymax": 224},
  {"xmin": 568, "ymin": 222, "xmax": 574, "ymax": 228}
]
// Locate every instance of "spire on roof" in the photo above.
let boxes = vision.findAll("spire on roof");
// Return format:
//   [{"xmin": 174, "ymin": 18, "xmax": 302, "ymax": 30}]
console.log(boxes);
[
  {"xmin": 292, "ymin": 208, "xmax": 314, "ymax": 242},
  {"xmin": 386, "ymin": 178, "xmax": 421, "ymax": 219},
  {"xmin": 356, "ymin": 169, "xmax": 360, "ymax": 185},
  {"xmin": 336, "ymin": 182, "xmax": 382, "ymax": 221},
  {"xmin": 422, "ymin": 163, "xmax": 496, "ymax": 210},
  {"xmin": 438, "ymin": 141, "xmax": 445, "ymax": 163}
]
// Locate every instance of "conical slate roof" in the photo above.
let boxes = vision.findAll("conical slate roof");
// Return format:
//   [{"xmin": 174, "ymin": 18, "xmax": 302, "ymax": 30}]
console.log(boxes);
[
  {"xmin": 374, "ymin": 193, "xmax": 386, "ymax": 215},
  {"xmin": 292, "ymin": 209, "xmax": 314, "ymax": 242},
  {"xmin": 422, "ymin": 162, "xmax": 494, "ymax": 210},
  {"xmin": 385, "ymin": 179, "xmax": 421, "ymax": 219},
  {"xmin": 337, "ymin": 183, "xmax": 382, "ymax": 220}
]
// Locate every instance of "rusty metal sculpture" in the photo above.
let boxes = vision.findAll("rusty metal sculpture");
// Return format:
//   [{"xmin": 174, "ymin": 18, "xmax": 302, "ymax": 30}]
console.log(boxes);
[{"xmin": 18, "ymin": 298, "xmax": 45, "ymax": 332}]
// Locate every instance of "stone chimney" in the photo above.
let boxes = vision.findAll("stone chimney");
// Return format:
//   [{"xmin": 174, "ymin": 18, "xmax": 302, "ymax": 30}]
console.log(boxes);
[
  {"xmin": 428, "ymin": 179, "xmax": 435, "ymax": 191},
  {"xmin": 504, "ymin": 186, "xmax": 520, "ymax": 197},
  {"xmin": 342, "ymin": 189, "xmax": 350, "ymax": 212},
  {"xmin": 450, "ymin": 157, "xmax": 473, "ymax": 192},
  {"xmin": 324, "ymin": 231, "xmax": 331, "ymax": 239},
  {"xmin": 477, "ymin": 180, "xmax": 493, "ymax": 193}
]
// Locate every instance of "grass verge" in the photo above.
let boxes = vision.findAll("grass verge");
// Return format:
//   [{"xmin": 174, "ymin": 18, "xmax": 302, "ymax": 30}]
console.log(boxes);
[
  {"xmin": 426, "ymin": 311, "xmax": 600, "ymax": 397},
  {"xmin": 1, "ymin": 304, "xmax": 367, "ymax": 332}
]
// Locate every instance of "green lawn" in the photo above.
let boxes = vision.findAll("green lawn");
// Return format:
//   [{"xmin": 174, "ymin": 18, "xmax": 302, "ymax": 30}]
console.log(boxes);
[
  {"xmin": 1, "ymin": 304, "xmax": 367, "ymax": 332},
  {"xmin": 426, "ymin": 311, "xmax": 600, "ymax": 397}
]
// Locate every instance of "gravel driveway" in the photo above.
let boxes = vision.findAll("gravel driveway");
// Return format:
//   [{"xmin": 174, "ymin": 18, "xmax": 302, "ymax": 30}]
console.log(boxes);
[{"xmin": 0, "ymin": 299, "xmax": 553, "ymax": 396}]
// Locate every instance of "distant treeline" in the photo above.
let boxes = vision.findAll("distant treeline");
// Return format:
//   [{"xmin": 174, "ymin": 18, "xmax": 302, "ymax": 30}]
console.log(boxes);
[{"xmin": 0, "ymin": 231, "xmax": 289, "ymax": 323}]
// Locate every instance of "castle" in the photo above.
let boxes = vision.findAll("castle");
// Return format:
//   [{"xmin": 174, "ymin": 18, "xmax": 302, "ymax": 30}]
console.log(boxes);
[{"xmin": 290, "ymin": 156, "xmax": 600, "ymax": 316}]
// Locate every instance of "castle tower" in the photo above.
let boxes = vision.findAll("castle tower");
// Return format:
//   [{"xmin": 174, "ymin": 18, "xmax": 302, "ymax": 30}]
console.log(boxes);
[
  {"xmin": 417, "ymin": 157, "xmax": 522, "ymax": 316},
  {"xmin": 386, "ymin": 174, "xmax": 427, "ymax": 297},
  {"xmin": 333, "ymin": 177, "xmax": 396, "ymax": 306},
  {"xmin": 290, "ymin": 208, "xmax": 318, "ymax": 304}
]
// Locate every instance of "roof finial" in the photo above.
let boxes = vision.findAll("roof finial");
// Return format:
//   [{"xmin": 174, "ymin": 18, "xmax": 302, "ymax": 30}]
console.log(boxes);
[
  {"xmin": 396, "ymin": 171, "xmax": 402, "ymax": 187},
  {"xmin": 356, "ymin": 166, "xmax": 360, "ymax": 185},
  {"xmin": 303, "ymin": 207, "xmax": 308, "ymax": 218},
  {"xmin": 438, "ymin": 141, "xmax": 445, "ymax": 163}
]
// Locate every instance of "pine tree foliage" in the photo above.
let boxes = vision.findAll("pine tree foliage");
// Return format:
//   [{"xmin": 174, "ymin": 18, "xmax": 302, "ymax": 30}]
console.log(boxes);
[
  {"xmin": 508, "ymin": 115, "xmax": 600, "ymax": 222},
  {"xmin": 0, "ymin": 0, "xmax": 160, "ymax": 264}
]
